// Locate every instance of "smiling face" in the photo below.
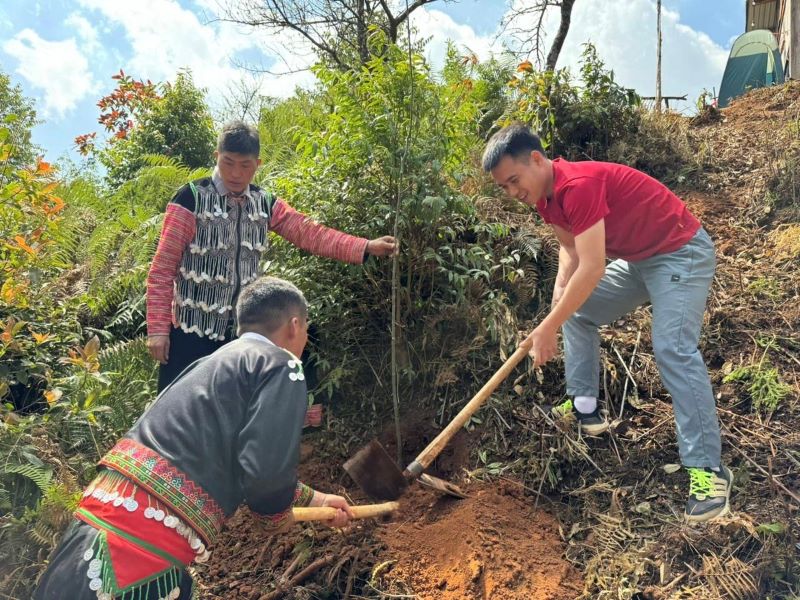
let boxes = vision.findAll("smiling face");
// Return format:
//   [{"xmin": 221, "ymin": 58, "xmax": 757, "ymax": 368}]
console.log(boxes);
[
  {"xmin": 215, "ymin": 151, "xmax": 261, "ymax": 195},
  {"xmin": 490, "ymin": 151, "xmax": 552, "ymax": 207}
]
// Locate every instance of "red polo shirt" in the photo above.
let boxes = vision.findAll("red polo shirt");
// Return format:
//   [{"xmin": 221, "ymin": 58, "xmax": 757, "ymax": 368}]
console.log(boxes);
[{"xmin": 536, "ymin": 159, "xmax": 701, "ymax": 261}]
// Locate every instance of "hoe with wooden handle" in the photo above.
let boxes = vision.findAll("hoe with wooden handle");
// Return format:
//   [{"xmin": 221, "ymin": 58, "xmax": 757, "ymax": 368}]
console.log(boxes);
[
  {"xmin": 344, "ymin": 344, "xmax": 530, "ymax": 501},
  {"xmin": 293, "ymin": 501, "xmax": 399, "ymax": 522}
]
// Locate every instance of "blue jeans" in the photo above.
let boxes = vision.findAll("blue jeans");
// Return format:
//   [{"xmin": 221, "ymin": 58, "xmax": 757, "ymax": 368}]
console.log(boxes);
[{"xmin": 562, "ymin": 228, "xmax": 721, "ymax": 468}]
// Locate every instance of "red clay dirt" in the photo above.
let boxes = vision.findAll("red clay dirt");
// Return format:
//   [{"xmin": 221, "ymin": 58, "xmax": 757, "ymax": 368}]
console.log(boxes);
[
  {"xmin": 377, "ymin": 481, "xmax": 583, "ymax": 600},
  {"xmin": 353, "ymin": 415, "xmax": 582, "ymax": 598},
  {"xmin": 195, "ymin": 426, "xmax": 582, "ymax": 599}
]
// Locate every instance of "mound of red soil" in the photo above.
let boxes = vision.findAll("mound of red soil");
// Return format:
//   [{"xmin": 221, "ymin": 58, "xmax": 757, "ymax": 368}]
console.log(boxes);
[{"xmin": 378, "ymin": 483, "xmax": 582, "ymax": 600}]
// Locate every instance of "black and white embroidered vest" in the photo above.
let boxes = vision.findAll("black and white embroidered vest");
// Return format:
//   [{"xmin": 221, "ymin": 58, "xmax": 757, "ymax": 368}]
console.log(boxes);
[{"xmin": 175, "ymin": 179, "xmax": 276, "ymax": 341}]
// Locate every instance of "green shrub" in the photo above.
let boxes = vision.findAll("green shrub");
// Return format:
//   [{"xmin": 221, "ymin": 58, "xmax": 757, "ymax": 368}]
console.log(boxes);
[
  {"xmin": 503, "ymin": 43, "xmax": 641, "ymax": 162},
  {"xmin": 259, "ymin": 35, "xmax": 547, "ymax": 411}
]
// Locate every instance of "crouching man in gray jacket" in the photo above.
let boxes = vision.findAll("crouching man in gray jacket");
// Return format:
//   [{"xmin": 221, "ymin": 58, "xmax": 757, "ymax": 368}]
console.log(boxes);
[{"xmin": 36, "ymin": 276, "xmax": 352, "ymax": 600}]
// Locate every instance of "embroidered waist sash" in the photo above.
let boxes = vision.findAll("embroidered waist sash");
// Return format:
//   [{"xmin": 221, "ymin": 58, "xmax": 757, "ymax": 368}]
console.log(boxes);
[
  {"xmin": 98, "ymin": 438, "xmax": 225, "ymax": 545},
  {"xmin": 76, "ymin": 470, "xmax": 209, "ymax": 599}
]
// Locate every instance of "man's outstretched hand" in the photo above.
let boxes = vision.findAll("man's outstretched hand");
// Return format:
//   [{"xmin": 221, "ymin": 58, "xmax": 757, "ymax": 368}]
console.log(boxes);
[{"xmin": 366, "ymin": 236, "xmax": 398, "ymax": 257}]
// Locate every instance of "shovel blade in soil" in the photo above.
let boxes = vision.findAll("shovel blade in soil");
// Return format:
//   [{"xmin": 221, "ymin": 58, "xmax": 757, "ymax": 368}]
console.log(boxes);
[{"xmin": 343, "ymin": 439, "xmax": 408, "ymax": 501}]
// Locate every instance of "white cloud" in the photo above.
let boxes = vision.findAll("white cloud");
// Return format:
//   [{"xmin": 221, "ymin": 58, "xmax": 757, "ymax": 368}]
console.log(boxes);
[
  {"xmin": 410, "ymin": 8, "xmax": 498, "ymax": 69},
  {"xmin": 506, "ymin": 0, "xmax": 728, "ymax": 111},
  {"xmin": 409, "ymin": 1, "xmax": 728, "ymax": 111},
  {"xmin": 2, "ymin": 28, "xmax": 98, "ymax": 120},
  {"xmin": 64, "ymin": 13, "xmax": 101, "ymax": 55},
  {"xmin": 75, "ymin": 0, "xmax": 316, "ymax": 105}
]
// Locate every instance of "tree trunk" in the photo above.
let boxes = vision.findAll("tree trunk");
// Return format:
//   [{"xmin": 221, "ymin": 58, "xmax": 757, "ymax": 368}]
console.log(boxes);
[
  {"xmin": 357, "ymin": 0, "xmax": 369, "ymax": 64},
  {"xmin": 545, "ymin": 0, "xmax": 576, "ymax": 71}
]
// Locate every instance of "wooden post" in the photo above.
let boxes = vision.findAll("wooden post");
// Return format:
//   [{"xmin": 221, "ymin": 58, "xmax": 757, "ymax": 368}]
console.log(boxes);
[
  {"xmin": 656, "ymin": 0, "xmax": 662, "ymax": 111},
  {"xmin": 791, "ymin": 0, "xmax": 800, "ymax": 79}
]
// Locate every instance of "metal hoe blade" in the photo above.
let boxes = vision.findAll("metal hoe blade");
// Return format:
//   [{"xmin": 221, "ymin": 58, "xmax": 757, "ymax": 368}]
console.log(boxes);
[
  {"xmin": 344, "ymin": 440, "xmax": 469, "ymax": 501},
  {"xmin": 343, "ymin": 439, "xmax": 408, "ymax": 501},
  {"xmin": 344, "ymin": 348, "xmax": 529, "ymax": 501}
]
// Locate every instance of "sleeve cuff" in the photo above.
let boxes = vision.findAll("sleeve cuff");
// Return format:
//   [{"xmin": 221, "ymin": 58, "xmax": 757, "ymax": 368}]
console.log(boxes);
[
  {"xmin": 293, "ymin": 482, "xmax": 314, "ymax": 507},
  {"xmin": 147, "ymin": 324, "xmax": 173, "ymax": 336},
  {"xmin": 254, "ymin": 482, "xmax": 314, "ymax": 533}
]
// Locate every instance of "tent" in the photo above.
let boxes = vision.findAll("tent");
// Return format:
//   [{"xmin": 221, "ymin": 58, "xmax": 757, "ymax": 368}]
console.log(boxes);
[{"xmin": 718, "ymin": 29, "xmax": 785, "ymax": 108}]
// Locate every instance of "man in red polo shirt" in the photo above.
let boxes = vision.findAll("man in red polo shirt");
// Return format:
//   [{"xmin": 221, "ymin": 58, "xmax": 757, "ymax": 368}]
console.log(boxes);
[{"xmin": 482, "ymin": 123, "xmax": 731, "ymax": 523}]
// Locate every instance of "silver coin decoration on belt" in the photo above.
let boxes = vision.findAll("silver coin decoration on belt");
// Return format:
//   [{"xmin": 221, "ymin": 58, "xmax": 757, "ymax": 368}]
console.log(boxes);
[{"xmin": 164, "ymin": 515, "xmax": 178, "ymax": 528}]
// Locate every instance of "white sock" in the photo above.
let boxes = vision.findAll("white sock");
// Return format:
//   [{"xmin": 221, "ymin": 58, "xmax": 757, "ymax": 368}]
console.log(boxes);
[{"xmin": 574, "ymin": 396, "xmax": 597, "ymax": 414}]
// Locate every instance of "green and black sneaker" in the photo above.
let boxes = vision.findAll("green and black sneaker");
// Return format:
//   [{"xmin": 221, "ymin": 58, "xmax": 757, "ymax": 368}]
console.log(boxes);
[
  {"xmin": 684, "ymin": 466, "xmax": 733, "ymax": 523},
  {"xmin": 551, "ymin": 398, "xmax": 609, "ymax": 435}
]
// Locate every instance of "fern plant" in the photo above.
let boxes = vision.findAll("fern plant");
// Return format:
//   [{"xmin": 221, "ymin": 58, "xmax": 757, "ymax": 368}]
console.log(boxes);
[
  {"xmin": 55, "ymin": 159, "xmax": 208, "ymax": 333},
  {"xmin": 723, "ymin": 341, "xmax": 793, "ymax": 414},
  {"xmin": 0, "ymin": 441, "xmax": 80, "ymax": 600},
  {"xmin": 724, "ymin": 362, "xmax": 792, "ymax": 414}
]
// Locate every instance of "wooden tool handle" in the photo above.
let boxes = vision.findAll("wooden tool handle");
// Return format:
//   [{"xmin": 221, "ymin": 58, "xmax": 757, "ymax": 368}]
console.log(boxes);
[
  {"xmin": 410, "ymin": 344, "xmax": 530, "ymax": 471},
  {"xmin": 292, "ymin": 501, "xmax": 399, "ymax": 522}
]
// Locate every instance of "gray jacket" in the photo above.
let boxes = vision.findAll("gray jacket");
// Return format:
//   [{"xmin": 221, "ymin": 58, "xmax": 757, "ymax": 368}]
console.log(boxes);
[{"xmin": 124, "ymin": 335, "xmax": 307, "ymax": 518}]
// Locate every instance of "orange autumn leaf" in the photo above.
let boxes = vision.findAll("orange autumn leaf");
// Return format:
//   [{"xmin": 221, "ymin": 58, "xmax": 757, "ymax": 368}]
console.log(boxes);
[
  {"xmin": 0, "ymin": 287, "xmax": 13, "ymax": 304},
  {"xmin": 32, "ymin": 331, "xmax": 52, "ymax": 345},
  {"xmin": 13, "ymin": 235, "xmax": 37, "ymax": 255},
  {"xmin": 64, "ymin": 335, "xmax": 101, "ymax": 372},
  {"xmin": 1, "ymin": 278, "xmax": 30, "ymax": 307},
  {"xmin": 1, "ymin": 317, "xmax": 19, "ymax": 345},
  {"xmin": 44, "ymin": 388, "xmax": 63, "ymax": 406},
  {"xmin": 44, "ymin": 195, "xmax": 65, "ymax": 215},
  {"xmin": 36, "ymin": 159, "xmax": 52, "ymax": 175}
]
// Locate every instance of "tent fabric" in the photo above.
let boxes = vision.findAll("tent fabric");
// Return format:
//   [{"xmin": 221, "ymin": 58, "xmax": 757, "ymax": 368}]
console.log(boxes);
[{"xmin": 718, "ymin": 29, "xmax": 785, "ymax": 108}]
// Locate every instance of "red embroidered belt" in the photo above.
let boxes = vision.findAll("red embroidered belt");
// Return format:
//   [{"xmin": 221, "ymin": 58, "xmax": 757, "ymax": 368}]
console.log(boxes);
[
  {"xmin": 76, "ymin": 470, "xmax": 208, "ymax": 598},
  {"xmin": 98, "ymin": 438, "xmax": 225, "ymax": 545}
]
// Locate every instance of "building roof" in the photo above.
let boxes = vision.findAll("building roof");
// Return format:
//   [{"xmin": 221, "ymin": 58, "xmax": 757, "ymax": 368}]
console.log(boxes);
[{"xmin": 746, "ymin": 0, "xmax": 780, "ymax": 32}]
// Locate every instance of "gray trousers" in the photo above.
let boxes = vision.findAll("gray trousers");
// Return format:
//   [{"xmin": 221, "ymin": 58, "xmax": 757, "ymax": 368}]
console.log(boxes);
[{"xmin": 562, "ymin": 228, "xmax": 721, "ymax": 468}]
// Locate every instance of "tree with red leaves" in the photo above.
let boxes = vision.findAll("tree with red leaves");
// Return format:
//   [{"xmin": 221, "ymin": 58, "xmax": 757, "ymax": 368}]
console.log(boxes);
[
  {"xmin": 75, "ymin": 70, "xmax": 215, "ymax": 188},
  {"xmin": 76, "ymin": 70, "xmax": 160, "ymax": 156}
]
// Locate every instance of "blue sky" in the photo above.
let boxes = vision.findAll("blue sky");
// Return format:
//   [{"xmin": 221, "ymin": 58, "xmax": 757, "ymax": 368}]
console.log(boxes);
[{"xmin": 1, "ymin": 0, "xmax": 744, "ymax": 164}]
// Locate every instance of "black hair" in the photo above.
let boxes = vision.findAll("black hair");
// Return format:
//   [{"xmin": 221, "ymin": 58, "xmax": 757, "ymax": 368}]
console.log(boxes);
[
  {"xmin": 217, "ymin": 120, "xmax": 260, "ymax": 157},
  {"xmin": 481, "ymin": 122, "xmax": 546, "ymax": 172},
  {"xmin": 236, "ymin": 276, "xmax": 308, "ymax": 334}
]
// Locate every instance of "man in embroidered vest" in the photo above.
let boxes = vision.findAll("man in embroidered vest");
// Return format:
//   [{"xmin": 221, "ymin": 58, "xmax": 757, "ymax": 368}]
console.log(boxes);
[
  {"xmin": 35, "ymin": 277, "xmax": 353, "ymax": 600},
  {"xmin": 482, "ymin": 123, "xmax": 732, "ymax": 523},
  {"xmin": 147, "ymin": 120, "xmax": 397, "ymax": 393}
]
